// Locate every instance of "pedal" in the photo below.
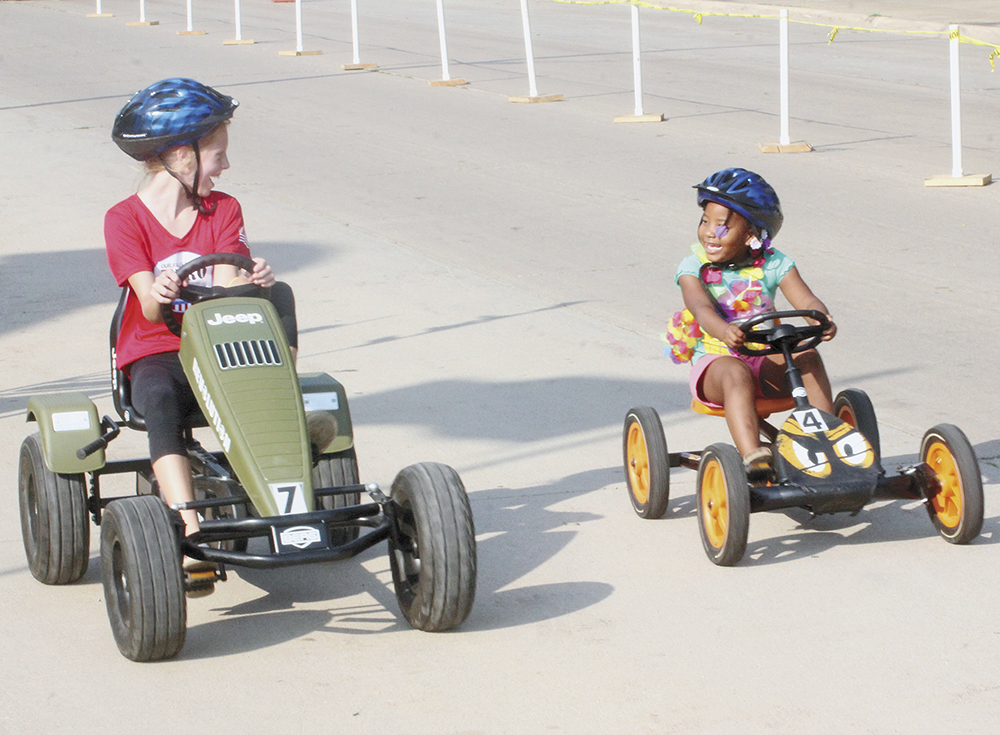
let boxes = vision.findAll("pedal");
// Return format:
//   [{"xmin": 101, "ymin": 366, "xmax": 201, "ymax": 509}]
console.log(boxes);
[{"xmin": 183, "ymin": 560, "xmax": 224, "ymax": 597}]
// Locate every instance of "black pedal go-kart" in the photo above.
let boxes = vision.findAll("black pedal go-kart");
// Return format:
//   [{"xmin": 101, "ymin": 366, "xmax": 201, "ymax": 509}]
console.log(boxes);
[
  {"xmin": 18, "ymin": 254, "xmax": 477, "ymax": 661},
  {"xmin": 623, "ymin": 310, "xmax": 983, "ymax": 566}
]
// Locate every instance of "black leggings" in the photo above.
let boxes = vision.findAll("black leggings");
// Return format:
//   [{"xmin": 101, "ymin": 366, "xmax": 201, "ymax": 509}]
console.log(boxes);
[{"xmin": 129, "ymin": 282, "xmax": 298, "ymax": 461}]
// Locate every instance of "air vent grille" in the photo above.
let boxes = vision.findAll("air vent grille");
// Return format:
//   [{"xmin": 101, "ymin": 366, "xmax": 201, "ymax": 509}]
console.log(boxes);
[{"xmin": 214, "ymin": 340, "xmax": 283, "ymax": 370}]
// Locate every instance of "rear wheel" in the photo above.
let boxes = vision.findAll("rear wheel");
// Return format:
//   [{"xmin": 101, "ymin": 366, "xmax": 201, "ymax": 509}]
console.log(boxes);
[
  {"xmin": 314, "ymin": 448, "xmax": 362, "ymax": 545},
  {"xmin": 389, "ymin": 462, "xmax": 476, "ymax": 631},
  {"xmin": 697, "ymin": 444, "xmax": 750, "ymax": 566},
  {"xmin": 622, "ymin": 407, "xmax": 670, "ymax": 519},
  {"xmin": 834, "ymin": 389, "xmax": 881, "ymax": 463},
  {"xmin": 100, "ymin": 495, "xmax": 187, "ymax": 661},
  {"xmin": 18, "ymin": 434, "xmax": 90, "ymax": 584},
  {"xmin": 920, "ymin": 424, "xmax": 983, "ymax": 545}
]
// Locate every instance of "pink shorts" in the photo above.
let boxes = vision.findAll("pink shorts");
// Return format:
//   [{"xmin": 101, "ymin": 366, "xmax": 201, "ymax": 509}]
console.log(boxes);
[{"xmin": 689, "ymin": 353, "xmax": 769, "ymax": 410}]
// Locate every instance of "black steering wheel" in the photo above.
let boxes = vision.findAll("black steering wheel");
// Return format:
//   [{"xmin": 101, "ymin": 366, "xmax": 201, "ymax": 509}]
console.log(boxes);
[
  {"xmin": 160, "ymin": 252, "xmax": 265, "ymax": 336},
  {"xmin": 738, "ymin": 309, "xmax": 830, "ymax": 357}
]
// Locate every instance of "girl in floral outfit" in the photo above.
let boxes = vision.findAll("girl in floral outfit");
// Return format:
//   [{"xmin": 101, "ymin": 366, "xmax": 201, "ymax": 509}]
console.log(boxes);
[{"xmin": 668, "ymin": 168, "xmax": 836, "ymax": 473}]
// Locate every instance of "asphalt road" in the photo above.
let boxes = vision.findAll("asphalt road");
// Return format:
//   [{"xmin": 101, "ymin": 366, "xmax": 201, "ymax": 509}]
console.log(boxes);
[{"xmin": 1, "ymin": 1, "xmax": 999, "ymax": 733}]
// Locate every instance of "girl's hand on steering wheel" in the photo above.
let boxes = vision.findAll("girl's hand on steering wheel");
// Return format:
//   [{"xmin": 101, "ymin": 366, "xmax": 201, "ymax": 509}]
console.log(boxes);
[
  {"xmin": 248, "ymin": 257, "xmax": 275, "ymax": 288},
  {"xmin": 722, "ymin": 323, "xmax": 746, "ymax": 350},
  {"xmin": 151, "ymin": 270, "xmax": 181, "ymax": 304},
  {"xmin": 822, "ymin": 315, "xmax": 837, "ymax": 341}
]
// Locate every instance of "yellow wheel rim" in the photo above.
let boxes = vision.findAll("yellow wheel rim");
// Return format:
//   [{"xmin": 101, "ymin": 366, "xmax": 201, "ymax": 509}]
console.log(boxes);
[
  {"xmin": 626, "ymin": 423, "xmax": 649, "ymax": 505},
  {"xmin": 701, "ymin": 459, "xmax": 728, "ymax": 549},
  {"xmin": 926, "ymin": 440, "xmax": 962, "ymax": 529}
]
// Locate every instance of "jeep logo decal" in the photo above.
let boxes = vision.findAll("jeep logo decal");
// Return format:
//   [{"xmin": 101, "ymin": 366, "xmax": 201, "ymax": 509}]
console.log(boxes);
[{"xmin": 206, "ymin": 312, "xmax": 264, "ymax": 326}]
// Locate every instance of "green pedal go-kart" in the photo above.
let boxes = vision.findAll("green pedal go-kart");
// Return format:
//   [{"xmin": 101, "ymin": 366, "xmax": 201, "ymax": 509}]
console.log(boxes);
[
  {"xmin": 18, "ymin": 254, "xmax": 477, "ymax": 661},
  {"xmin": 623, "ymin": 310, "xmax": 983, "ymax": 566}
]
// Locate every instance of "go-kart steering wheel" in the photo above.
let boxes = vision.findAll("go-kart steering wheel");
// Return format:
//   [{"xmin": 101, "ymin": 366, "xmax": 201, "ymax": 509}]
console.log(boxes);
[
  {"xmin": 738, "ymin": 309, "xmax": 830, "ymax": 357},
  {"xmin": 160, "ymin": 252, "xmax": 265, "ymax": 336}
]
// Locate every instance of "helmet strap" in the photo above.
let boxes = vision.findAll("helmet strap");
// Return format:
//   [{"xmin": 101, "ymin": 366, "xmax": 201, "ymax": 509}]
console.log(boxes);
[{"xmin": 158, "ymin": 140, "xmax": 217, "ymax": 216}]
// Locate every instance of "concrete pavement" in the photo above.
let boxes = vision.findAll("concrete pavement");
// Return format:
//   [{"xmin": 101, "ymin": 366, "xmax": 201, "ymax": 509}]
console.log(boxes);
[{"xmin": 1, "ymin": 1, "xmax": 999, "ymax": 733}]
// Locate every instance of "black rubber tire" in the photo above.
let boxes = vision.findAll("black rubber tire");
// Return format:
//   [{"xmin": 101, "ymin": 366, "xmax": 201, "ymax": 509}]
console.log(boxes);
[
  {"xmin": 18, "ymin": 434, "xmax": 90, "ymax": 584},
  {"xmin": 100, "ymin": 495, "xmax": 187, "ymax": 662},
  {"xmin": 389, "ymin": 462, "xmax": 476, "ymax": 631},
  {"xmin": 622, "ymin": 407, "xmax": 670, "ymax": 519},
  {"xmin": 834, "ymin": 389, "xmax": 881, "ymax": 463},
  {"xmin": 920, "ymin": 424, "xmax": 984, "ymax": 545},
  {"xmin": 314, "ymin": 448, "xmax": 362, "ymax": 545},
  {"xmin": 696, "ymin": 444, "xmax": 750, "ymax": 566}
]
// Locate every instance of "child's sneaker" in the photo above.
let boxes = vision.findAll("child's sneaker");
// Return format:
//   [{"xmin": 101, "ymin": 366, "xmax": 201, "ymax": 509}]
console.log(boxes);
[{"xmin": 743, "ymin": 446, "xmax": 775, "ymax": 482}]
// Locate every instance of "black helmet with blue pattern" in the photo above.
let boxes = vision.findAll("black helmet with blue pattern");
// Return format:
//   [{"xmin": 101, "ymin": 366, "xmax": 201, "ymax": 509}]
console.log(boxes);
[
  {"xmin": 112, "ymin": 78, "xmax": 238, "ymax": 161},
  {"xmin": 694, "ymin": 168, "xmax": 783, "ymax": 240}
]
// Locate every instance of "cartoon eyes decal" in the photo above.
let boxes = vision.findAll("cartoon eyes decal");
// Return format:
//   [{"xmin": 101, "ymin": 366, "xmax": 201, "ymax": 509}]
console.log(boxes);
[
  {"xmin": 833, "ymin": 433, "xmax": 874, "ymax": 468},
  {"xmin": 776, "ymin": 423, "xmax": 874, "ymax": 478},
  {"xmin": 783, "ymin": 438, "xmax": 832, "ymax": 478}
]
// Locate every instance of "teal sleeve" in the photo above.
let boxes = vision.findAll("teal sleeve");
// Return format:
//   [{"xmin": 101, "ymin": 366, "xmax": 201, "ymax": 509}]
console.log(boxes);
[
  {"xmin": 674, "ymin": 253, "xmax": 702, "ymax": 285},
  {"xmin": 764, "ymin": 248, "xmax": 796, "ymax": 292}
]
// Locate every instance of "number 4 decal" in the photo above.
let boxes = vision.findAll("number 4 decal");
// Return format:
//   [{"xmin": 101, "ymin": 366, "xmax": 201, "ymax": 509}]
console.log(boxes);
[
  {"xmin": 792, "ymin": 408, "xmax": 829, "ymax": 434},
  {"xmin": 269, "ymin": 482, "xmax": 307, "ymax": 515}
]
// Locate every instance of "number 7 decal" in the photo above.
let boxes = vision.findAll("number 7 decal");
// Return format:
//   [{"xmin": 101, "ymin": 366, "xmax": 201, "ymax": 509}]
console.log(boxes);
[{"xmin": 268, "ymin": 482, "xmax": 306, "ymax": 515}]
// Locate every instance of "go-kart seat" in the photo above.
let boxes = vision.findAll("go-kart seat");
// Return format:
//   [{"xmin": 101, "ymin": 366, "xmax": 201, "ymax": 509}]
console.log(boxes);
[
  {"xmin": 690, "ymin": 396, "xmax": 795, "ymax": 420},
  {"xmin": 110, "ymin": 286, "xmax": 208, "ymax": 432}
]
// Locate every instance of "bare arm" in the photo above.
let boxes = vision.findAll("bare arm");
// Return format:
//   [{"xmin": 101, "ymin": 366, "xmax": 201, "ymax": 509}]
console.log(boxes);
[
  {"xmin": 778, "ymin": 266, "xmax": 837, "ymax": 340},
  {"xmin": 678, "ymin": 274, "xmax": 746, "ymax": 350},
  {"xmin": 128, "ymin": 270, "xmax": 180, "ymax": 324},
  {"xmin": 213, "ymin": 258, "xmax": 276, "ymax": 288}
]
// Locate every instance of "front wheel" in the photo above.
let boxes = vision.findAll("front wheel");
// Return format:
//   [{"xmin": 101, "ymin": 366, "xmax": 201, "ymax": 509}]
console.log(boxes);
[
  {"xmin": 314, "ymin": 448, "xmax": 362, "ymax": 546},
  {"xmin": 622, "ymin": 407, "xmax": 670, "ymax": 519},
  {"xmin": 834, "ymin": 389, "xmax": 881, "ymax": 463},
  {"xmin": 18, "ymin": 434, "xmax": 90, "ymax": 584},
  {"xmin": 920, "ymin": 424, "xmax": 983, "ymax": 545},
  {"xmin": 696, "ymin": 444, "xmax": 750, "ymax": 566},
  {"xmin": 389, "ymin": 463, "xmax": 476, "ymax": 631},
  {"xmin": 100, "ymin": 495, "xmax": 187, "ymax": 661}
]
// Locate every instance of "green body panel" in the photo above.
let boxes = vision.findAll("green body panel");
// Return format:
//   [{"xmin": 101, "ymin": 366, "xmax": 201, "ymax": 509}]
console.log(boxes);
[
  {"xmin": 179, "ymin": 297, "xmax": 312, "ymax": 517},
  {"xmin": 25, "ymin": 392, "xmax": 104, "ymax": 473}
]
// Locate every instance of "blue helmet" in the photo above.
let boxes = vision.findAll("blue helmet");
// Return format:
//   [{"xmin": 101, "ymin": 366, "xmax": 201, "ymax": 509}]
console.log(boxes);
[
  {"xmin": 112, "ymin": 78, "xmax": 238, "ymax": 161},
  {"xmin": 694, "ymin": 168, "xmax": 783, "ymax": 239}
]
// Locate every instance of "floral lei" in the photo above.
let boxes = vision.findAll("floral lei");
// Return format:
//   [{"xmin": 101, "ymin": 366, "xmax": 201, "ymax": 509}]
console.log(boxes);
[{"xmin": 663, "ymin": 239, "xmax": 775, "ymax": 364}]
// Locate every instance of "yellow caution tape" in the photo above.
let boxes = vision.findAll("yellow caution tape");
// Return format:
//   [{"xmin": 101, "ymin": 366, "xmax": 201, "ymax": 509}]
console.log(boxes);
[{"xmin": 544, "ymin": 0, "xmax": 999, "ymax": 68}]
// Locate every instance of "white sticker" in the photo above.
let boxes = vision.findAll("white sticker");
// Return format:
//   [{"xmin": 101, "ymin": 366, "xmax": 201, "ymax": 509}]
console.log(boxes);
[
  {"xmin": 792, "ymin": 408, "xmax": 829, "ymax": 434},
  {"xmin": 279, "ymin": 526, "xmax": 323, "ymax": 549},
  {"xmin": 52, "ymin": 411, "xmax": 92, "ymax": 432},
  {"xmin": 302, "ymin": 392, "xmax": 339, "ymax": 411},
  {"xmin": 269, "ymin": 482, "xmax": 307, "ymax": 515}
]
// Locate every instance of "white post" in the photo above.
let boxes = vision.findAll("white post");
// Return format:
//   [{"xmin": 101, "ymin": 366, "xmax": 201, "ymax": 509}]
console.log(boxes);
[
  {"xmin": 519, "ymin": 0, "xmax": 539, "ymax": 98},
  {"xmin": 351, "ymin": 0, "xmax": 361, "ymax": 64},
  {"xmin": 139, "ymin": 0, "xmax": 147, "ymax": 23},
  {"xmin": 631, "ymin": 3, "xmax": 644, "ymax": 116},
  {"xmin": 295, "ymin": 0, "xmax": 304, "ymax": 54},
  {"xmin": 234, "ymin": 0, "xmax": 243, "ymax": 40},
  {"xmin": 95, "ymin": 0, "xmax": 103, "ymax": 14},
  {"xmin": 949, "ymin": 24, "xmax": 964, "ymax": 178},
  {"xmin": 779, "ymin": 9, "xmax": 790, "ymax": 145},
  {"xmin": 435, "ymin": 0, "xmax": 452, "ymax": 81},
  {"xmin": 185, "ymin": 0, "xmax": 194, "ymax": 32}
]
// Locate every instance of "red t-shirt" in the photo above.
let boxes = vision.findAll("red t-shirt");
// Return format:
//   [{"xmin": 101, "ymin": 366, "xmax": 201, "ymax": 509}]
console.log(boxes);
[{"xmin": 105, "ymin": 191, "xmax": 252, "ymax": 369}]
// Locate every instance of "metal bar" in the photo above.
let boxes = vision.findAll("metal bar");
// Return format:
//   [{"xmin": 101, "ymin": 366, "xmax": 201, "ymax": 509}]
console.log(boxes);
[{"xmin": 184, "ymin": 522, "xmax": 392, "ymax": 568}]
